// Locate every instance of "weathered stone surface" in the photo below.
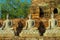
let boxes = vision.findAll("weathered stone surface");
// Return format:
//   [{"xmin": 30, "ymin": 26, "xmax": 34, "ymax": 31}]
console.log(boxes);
[
  {"xmin": 0, "ymin": 37, "xmax": 60, "ymax": 40},
  {"xmin": 20, "ymin": 29, "xmax": 40, "ymax": 37}
]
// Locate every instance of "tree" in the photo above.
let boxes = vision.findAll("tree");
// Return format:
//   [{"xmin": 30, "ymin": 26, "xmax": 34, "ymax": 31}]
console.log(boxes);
[{"xmin": 1, "ymin": 0, "xmax": 31, "ymax": 19}]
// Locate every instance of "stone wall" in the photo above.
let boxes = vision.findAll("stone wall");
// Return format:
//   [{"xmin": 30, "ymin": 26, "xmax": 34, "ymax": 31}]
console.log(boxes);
[
  {"xmin": 0, "ymin": 37, "xmax": 60, "ymax": 40},
  {"xmin": 44, "ymin": 37, "xmax": 60, "ymax": 40}
]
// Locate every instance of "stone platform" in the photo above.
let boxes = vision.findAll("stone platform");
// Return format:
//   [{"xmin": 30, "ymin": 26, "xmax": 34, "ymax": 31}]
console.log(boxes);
[
  {"xmin": 0, "ymin": 36, "xmax": 60, "ymax": 40},
  {"xmin": 0, "ymin": 36, "xmax": 43, "ymax": 40},
  {"xmin": 44, "ymin": 27, "xmax": 60, "ymax": 37},
  {"xmin": 20, "ymin": 29, "xmax": 40, "ymax": 37},
  {"xmin": 0, "ymin": 28, "xmax": 14, "ymax": 37}
]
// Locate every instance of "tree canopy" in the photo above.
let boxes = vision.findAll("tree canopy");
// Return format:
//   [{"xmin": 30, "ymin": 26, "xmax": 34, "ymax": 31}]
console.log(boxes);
[{"xmin": 1, "ymin": 0, "xmax": 31, "ymax": 19}]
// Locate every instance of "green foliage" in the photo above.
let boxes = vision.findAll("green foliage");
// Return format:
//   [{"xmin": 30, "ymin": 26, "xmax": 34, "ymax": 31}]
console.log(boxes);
[{"xmin": 1, "ymin": 0, "xmax": 31, "ymax": 19}]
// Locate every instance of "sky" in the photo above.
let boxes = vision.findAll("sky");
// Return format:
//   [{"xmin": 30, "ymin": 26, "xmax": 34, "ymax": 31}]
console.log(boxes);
[
  {"xmin": 0, "ymin": 0, "xmax": 6, "ymax": 4},
  {"xmin": 0, "ymin": 0, "xmax": 31, "ymax": 4}
]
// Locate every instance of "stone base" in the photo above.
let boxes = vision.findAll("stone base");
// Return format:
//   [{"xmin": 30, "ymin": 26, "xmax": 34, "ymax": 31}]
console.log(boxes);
[
  {"xmin": 44, "ymin": 27, "xmax": 60, "ymax": 37},
  {"xmin": 0, "ymin": 28, "xmax": 14, "ymax": 37},
  {"xmin": 20, "ymin": 29, "xmax": 40, "ymax": 37},
  {"xmin": 0, "ymin": 36, "xmax": 44, "ymax": 40}
]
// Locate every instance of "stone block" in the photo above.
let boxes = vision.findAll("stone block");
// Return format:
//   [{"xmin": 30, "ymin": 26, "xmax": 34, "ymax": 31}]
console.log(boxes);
[
  {"xmin": 56, "ymin": 37, "xmax": 60, "ymax": 40},
  {"xmin": 44, "ymin": 37, "xmax": 55, "ymax": 40}
]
